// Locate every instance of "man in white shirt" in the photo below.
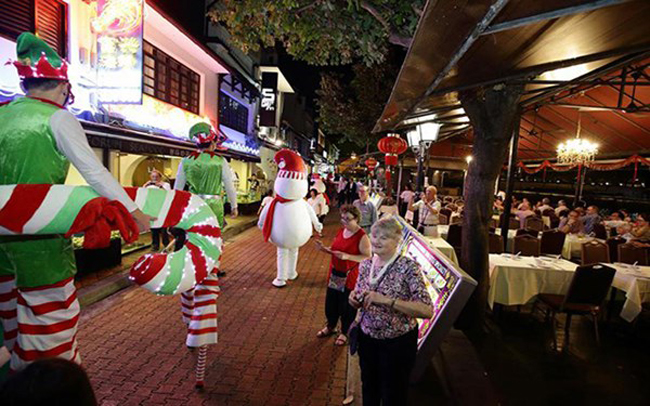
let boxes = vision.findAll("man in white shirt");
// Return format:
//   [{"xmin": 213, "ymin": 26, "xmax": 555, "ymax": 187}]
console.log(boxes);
[
  {"xmin": 537, "ymin": 198, "xmax": 553, "ymax": 214},
  {"xmin": 144, "ymin": 170, "xmax": 171, "ymax": 250},
  {"xmin": 555, "ymin": 200, "xmax": 569, "ymax": 216},
  {"xmin": 409, "ymin": 186, "xmax": 442, "ymax": 237}
]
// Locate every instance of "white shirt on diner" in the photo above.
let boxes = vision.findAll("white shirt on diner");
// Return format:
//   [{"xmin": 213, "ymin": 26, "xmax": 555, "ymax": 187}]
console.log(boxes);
[
  {"xmin": 50, "ymin": 110, "xmax": 138, "ymax": 212},
  {"xmin": 400, "ymin": 190, "xmax": 415, "ymax": 204}
]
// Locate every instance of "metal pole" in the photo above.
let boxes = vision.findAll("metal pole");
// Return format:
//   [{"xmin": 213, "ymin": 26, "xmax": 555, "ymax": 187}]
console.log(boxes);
[
  {"xmin": 501, "ymin": 118, "xmax": 520, "ymax": 251},
  {"xmin": 397, "ymin": 161, "xmax": 403, "ymax": 205},
  {"xmin": 415, "ymin": 146, "xmax": 425, "ymax": 193},
  {"xmin": 573, "ymin": 164, "xmax": 582, "ymax": 207},
  {"xmin": 579, "ymin": 166, "xmax": 588, "ymax": 203}
]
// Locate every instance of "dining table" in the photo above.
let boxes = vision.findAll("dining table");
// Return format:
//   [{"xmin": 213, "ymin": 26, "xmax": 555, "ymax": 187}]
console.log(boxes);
[
  {"xmin": 438, "ymin": 225, "xmax": 518, "ymax": 252},
  {"xmin": 423, "ymin": 236, "xmax": 459, "ymax": 266},
  {"xmin": 561, "ymin": 234, "xmax": 601, "ymax": 260},
  {"xmin": 487, "ymin": 253, "xmax": 650, "ymax": 322}
]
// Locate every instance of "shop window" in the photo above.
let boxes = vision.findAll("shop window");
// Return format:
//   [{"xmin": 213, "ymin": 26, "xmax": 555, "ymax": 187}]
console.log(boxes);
[
  {"xmin": 219, "ymin": 91, "xmax": 249, "ymax": 134},
  {"xmin": 0, "ymin": 0, "xmax": 67, "ymax": 58},
  {"xmin": 143, "ymin": 40, "xmax": 200, "ymax": 115}
]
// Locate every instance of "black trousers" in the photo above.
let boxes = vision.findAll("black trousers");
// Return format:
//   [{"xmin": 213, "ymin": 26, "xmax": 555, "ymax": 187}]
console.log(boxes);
[
  {"xmin": 325, "ymin": 287, "xmax": 356, "ymax": 334},
  {"xmin": 151, "ymin": 227, "xmax": 169, "ymax": 250},
  {"xmin": 358, "ymin": 328, "xmax": 418, "ymax": 406}
]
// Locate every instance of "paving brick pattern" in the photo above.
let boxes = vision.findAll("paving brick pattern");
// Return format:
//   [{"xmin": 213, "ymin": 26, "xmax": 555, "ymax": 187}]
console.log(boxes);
[{"xmin": 79, "ymin": 217, "xmax": 347, "ymax": 406}]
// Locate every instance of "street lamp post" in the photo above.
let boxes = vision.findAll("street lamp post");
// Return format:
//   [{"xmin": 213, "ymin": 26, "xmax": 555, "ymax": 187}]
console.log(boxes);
[{"xmin": 407, "ymin": 121, "xmax": 441, "ymax": 193}]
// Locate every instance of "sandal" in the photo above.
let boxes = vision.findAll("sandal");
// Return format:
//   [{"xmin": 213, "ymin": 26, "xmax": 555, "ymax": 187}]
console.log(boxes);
[
  {"xmin": 316, "ymin": 326, "xmax": 336, "ymax": 338},
  {"xmin": 334, "ymin": 334, "xmax": 348, "ymax": 346}
]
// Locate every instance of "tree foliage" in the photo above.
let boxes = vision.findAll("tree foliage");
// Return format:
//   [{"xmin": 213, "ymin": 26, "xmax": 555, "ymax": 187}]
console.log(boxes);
[
  {"xmin": 316, "ymin": 54, "xmax": 401, "ymax": 150},
  {"xmin": 208, "ymin": 0, "xmax": 424, "ymax": 66}
]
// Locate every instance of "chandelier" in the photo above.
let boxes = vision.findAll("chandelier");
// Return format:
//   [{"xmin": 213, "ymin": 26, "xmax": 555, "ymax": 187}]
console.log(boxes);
[{"xmin": 557, "ymin": 114, "xmax": 598, "ymax": 165}]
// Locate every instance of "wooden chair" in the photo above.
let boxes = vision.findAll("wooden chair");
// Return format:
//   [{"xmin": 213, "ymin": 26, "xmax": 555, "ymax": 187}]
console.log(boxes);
[
  {"xmin": 509, "ymin": 217, "xmax": 520, "ymax": 230},
  {"xmin": 581, "ymin": 240, "xmax": 610, "ymax": 265},
  {"xmin": 439, "ymin": 208, "xmax": 452, "ymax": 219},
  {"xmin": 592, "ymin": 223, "xmax": 608, "ymax": 240},
  {"xmin": 489, "ymin": 233, "xmax": 504, "ymax": 254},
  {"xmin": 606, "ymin": 237, "xmax": 626, "ymax": 263},
  {"xmin": 535, "ymin": 264, "xmax": 615, "ymax": 349},
  {"xmin": 450, "ymin": 215, "xmax": 462, "ymax": 225},
  {"xmin": 489, "ymin": 217, "xmax": 499, "ymax": 229},
  {"xmin": 540, "ymin": 230, "xmax": 566, "ymax": 255},
  {"xmin": 438, "ymin": 214, "xmax": 449, "ymax": 225},
  {"xmin": 542, "ymin": 209, "xmax": 555, "ymax": 217},
  {"xmin": 525, "ymin": 216, "xmax": 544, "ymax": 232},
  {"xmin": 558, "ymin": 209, "xmax": 570, "ymax": 218},
  {"xmin": 516, "ymin": 228, "xmax": 538, "ymax": 238},
  {"xmin": 618, "ymin": 243, "xmax": 649, "ymax": 265},
  {"xmin": 513, "ymin": 235, "xmax": 541, "ymax": 256},
  {"xmin": 548, "ymin": 214, "xmax": 560, "ymax": 229}
]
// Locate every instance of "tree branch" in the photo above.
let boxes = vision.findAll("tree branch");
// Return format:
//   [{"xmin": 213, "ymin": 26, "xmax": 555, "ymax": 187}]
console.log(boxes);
[
  {"xmin": 360, "ymin": 1, "xmax": 391, "ymax": 31},
  {"xmin": 388, "ymin": 33, "xmax": 412, "ymax": 48},
  {"xmin": 295, "ymin": 1, "xmax": 320, "ymax": 14},
  {"xmin": 360, "ymin": 1, "xmax": 412, "ymax": 48}
]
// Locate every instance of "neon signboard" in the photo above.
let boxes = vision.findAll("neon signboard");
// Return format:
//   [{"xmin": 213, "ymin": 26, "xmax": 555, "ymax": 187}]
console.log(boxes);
[{"xmin": 92, "ymin": 0, "xmax": 144, "ymax": 104}]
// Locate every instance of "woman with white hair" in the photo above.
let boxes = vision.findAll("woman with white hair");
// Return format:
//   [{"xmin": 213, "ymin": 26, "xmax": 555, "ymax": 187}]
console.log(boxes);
[{"xmin": 349, "ymin": 217, "xmax": 433, "ymax": 406}]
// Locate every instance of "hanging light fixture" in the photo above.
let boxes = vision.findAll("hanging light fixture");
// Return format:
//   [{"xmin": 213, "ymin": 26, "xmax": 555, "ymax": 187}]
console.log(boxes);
[{"xmin": 557, "ymin": 113, "xmax": 598, "ymax": 165}]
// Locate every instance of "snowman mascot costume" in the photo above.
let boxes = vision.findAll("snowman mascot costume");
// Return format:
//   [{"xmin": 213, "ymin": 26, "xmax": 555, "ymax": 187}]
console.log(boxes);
[{"xmin": 259, "ymin": 149, "xmax": 323, "ymax": 287}]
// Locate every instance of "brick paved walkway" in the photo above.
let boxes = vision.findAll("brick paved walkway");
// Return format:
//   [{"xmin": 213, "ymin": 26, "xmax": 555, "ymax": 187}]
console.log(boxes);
[{"xmin": 78, "ymin": 215, "xmax": 347, "ymax": 406}]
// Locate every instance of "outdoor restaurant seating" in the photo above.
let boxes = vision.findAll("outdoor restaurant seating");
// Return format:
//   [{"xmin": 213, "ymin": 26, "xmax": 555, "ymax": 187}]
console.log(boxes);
[
  {"xmin": 606, "ymin": 237, "xmax": 626, "ymax": 263},
  {"xmin": 592, "ymin": 223, "xmax": 608, "ymax": 240},
  {"xmin": 535, "ymin": 264, "xmax": 616, "ymax": 349},
  {"xmin": 542, "ymin": 209, "xmax": 555, "ymax": 217},
  {"xmin": 489, "ymin": 233, "xmax": 504, "ymax": 254},
  {"xmin": 540, "ymin": 230, "xmax": 566, "ymax": 255},
  {"xmin": 549, "ymin": 214, "xmax": 560, "ymax": 229},
  {"xmin": 618, "ymin": 243, "xmax": 649, "ymax": 265},
  {"xmin": 525, "ymin": 216, "xmax": 544, "ymax": 232},
  {"xmin": 513, "ymin": 235, "xmax": 540, "ymax": 256},
  {"xmin": 516, "ymin": 229, "xmax": 538, "ymax": 238},
  {"xmin": 581, "ymin": 240, "xmax": 610, "ymax": 265}
]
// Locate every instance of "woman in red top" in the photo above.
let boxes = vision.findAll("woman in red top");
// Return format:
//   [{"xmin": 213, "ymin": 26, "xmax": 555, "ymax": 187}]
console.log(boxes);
[{"xmin": 316, "ymin": 205, "xmax": 372, "ymax": 346}]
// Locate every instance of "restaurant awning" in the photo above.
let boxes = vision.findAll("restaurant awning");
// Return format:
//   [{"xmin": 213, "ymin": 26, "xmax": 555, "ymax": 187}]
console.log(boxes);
[{"xmin": 374, "ymin": 0, "xmax": 650, "ymax": 160}]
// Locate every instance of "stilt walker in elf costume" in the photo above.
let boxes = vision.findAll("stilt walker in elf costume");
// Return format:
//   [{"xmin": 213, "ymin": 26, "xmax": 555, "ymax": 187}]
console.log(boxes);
[
  {"xmin": 0, "ymin": 33, "xmax": 151, "ymax": 373},
  {"xmin": 173, "ymin": 122, "xmax": 237, "ymax": 388}
]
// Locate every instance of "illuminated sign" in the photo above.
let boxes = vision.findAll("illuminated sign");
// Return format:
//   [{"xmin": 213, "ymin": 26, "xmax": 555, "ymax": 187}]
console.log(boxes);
[
  {"xmin": 260, "ymin": 72, "xmax": 278, "ymax": 127},
  {"xmin": 92, "ymin": 0, "xmax": 144, "ymax": 104},
  {"xmin": 107, "ymin": 94, "xmax": 211, "ymax": 140}
]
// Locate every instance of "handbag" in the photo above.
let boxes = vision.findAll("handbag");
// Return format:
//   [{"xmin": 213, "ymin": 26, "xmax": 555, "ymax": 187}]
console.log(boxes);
[
  {"xmin": 328, "ymin": 269, "xmax": 348, "ymax": 292},
  {"xmin": 348, "ymin": 256, "xmax": 395, "ymax": 355}
]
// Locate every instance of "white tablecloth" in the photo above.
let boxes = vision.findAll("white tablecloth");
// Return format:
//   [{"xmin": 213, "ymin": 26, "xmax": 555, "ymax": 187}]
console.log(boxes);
[
  {"xmin": 438, "ymin": 225, "xmax": 517, "ymax": 252},
  {"xmin": 561, "ymin": 235, "xmax": 599, "ymax": 260},
  {"xmin": 488, "ymin": 254, "xmax": 577, "ymax": 308},
  {"xmin": 423, "ymin": 236, "xmax": 459, "ymax": 266},
  {"xmin": 488, "ymin": 255, "xmax": 650, "ymax": 322},
  {"xmin": 609, "ymin": 263, "xmax": 650, "ymax": 322}
]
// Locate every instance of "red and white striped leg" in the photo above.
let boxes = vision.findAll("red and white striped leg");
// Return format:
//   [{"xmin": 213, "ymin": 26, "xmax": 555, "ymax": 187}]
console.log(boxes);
[
  {"xmin": 0, "ymin": 275, "xmax": 18, "ymax": 351},
  {"xmin": 185, "ymin": 272, "xmax": 219, "ymax": 348},
  {"xmin": 180, "ymin": 290, "xmax": 194, "ymax": 326},
  {"xmin": 195, "ymin": 345, "xmax": 207, "ymax": 389},
  {"xmin": 11, "ymin": 277, "xmax": 81, "ymax": 371}
]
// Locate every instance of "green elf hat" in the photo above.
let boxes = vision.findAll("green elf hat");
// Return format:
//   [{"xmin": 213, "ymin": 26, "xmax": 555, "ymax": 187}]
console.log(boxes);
[
  {"xmin": 11, "ymin": 32, "xmax": 68, "ymax": 80},
  {"xmin": 189, "ymin": 122, "xmax": 228, "ymax": 150}
]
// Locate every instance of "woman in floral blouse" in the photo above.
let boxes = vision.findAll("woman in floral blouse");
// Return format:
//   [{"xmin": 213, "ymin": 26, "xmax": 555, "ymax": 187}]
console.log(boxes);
[{"xmin": 349, "ymin": 217, "xmax": 433, "ymax": 406}]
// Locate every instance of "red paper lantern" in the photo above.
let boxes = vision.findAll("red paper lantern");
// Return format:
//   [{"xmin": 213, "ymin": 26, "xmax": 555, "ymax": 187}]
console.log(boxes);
[
  {"xmin": 378, "ymin": 134, "xmax": 408, "ymax": 166},
  {"xmin": 365, "ymin": 157, "xmax": 378, "ymax": 171}
]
